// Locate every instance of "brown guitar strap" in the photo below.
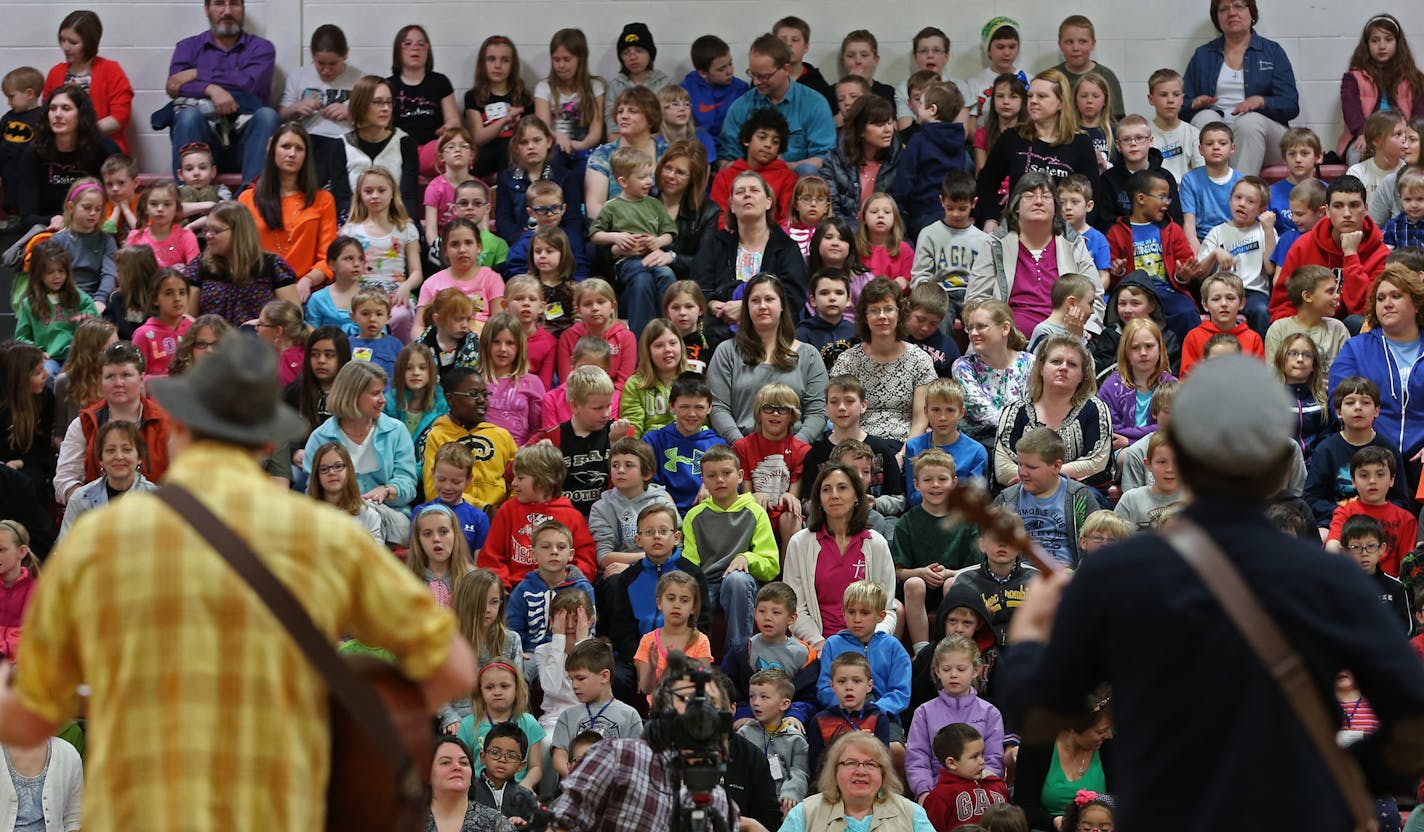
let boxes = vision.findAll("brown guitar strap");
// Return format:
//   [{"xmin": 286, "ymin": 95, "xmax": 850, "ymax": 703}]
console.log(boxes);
[
  {"xmin": 155, "ymin": 485, "xmax": 416, "ymax": 785},
  {"xmin": 1164, "ymin": 519, "xmax": 1376, "ymax": 832}
]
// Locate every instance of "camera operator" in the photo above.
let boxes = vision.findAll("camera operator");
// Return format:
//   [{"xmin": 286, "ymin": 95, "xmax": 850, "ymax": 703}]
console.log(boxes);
[{"xmin": 551, "ymin": 652, "xmax": 754, "ymax": 832}]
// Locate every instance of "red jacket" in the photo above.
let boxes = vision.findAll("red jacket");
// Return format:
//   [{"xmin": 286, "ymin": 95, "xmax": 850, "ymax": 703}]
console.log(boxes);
[
  {"xmin": 1104, "ymin": 217, "xmax": 1198, "ymax": 292},
  {"xmin": 1180, "ymin": 320, "xmax": 1264, "ymax": 376},
  {"xmin": 478, "ymin": 496, "xmax": 597, "ymax": 589},
  {"xmin": 1268, "ymin": 216, "xmax": 1389, "ymax": 321},
  {"xmin": 45, "ymin": 57, "xmax": 135, "ymax": 153},
  {"xmin": 710, "ymin": 158, "xmax": 798, "ymax": 229},
  {"xmin": 0, "ymin": 567, "xmax": 36, "ymax": 661},
  {"xmin": 922, "ymin": 768, "xmax": 1009, "ymax": 830},
  {"xmin": 79, "ymin": 396, "xmax": 172, "ymax": 484}
]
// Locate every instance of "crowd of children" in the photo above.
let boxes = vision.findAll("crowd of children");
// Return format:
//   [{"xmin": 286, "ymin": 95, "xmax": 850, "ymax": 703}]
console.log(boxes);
[{"xmin": 8, "ymin": 8, "xmax": 1424, "ymax": 832}]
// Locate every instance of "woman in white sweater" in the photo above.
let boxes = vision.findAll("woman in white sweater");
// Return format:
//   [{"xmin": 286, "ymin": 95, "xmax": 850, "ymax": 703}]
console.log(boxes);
[
  {"xmin": 783, "ymin": 463, "xmax": 897, "ymax": 649},
  {"xmin": 0, "ymin": 737, "xmax": 83, "ymax": 832}
]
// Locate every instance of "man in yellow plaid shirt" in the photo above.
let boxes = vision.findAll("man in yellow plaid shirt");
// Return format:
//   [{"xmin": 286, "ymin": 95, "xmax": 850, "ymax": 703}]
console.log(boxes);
[{"xmin": 0, "ymin": 333, "xmax": 476, "ymax": 831}]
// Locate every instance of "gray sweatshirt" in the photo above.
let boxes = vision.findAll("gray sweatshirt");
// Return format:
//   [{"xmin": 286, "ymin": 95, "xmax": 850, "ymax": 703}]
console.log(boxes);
[{"xmin": 588, "ymin": 483, "xmax": 679, "ymax": 563}]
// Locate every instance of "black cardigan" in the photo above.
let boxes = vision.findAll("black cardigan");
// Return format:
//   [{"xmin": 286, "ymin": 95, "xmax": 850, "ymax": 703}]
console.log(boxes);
[
  {"xmin": 690, "ymin": 224, "xmax": 808, "ymax": 315},
  {"xmin": 1012, "ymin": 738, "xmax": 1116, "ymax": 830}
]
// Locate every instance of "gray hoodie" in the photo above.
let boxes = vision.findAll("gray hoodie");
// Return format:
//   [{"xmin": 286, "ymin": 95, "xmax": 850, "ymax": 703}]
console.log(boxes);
[{"xmin": 588, "ymin": 483, "xmax": 679, "ymax": 564}]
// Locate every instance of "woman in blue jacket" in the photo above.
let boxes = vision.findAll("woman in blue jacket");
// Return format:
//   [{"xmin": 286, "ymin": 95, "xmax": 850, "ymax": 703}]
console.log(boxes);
[
  {"xmin": 303, "ymin": 360, "xmax": 418, "ymax": 544},
  {"xmin": 1329, "ymin": 264, "xmax": 1424, "ymax": 496},
  {"xmin": 1181, "ymin": 0, "xmax": 1299, "ymax": 175}
]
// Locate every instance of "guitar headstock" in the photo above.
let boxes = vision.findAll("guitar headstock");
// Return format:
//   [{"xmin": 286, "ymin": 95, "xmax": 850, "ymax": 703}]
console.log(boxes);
[{"xmin": 940, "ymin": 478, "xmax": 1064, "ymax": 575}]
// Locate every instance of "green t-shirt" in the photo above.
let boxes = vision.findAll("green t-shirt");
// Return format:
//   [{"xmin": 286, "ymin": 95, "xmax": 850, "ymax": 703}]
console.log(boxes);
[
  {"xmin": 590, "ymin": 194, "xmax": 677, "ymax": 240},
  {"xmin": 479, "ymin": 229, "xmax": 509, "ymax": 268},
  {"xmin": 890, "ymin": 505, "xmax": 981, "ymax": 570},
  {"xmin": 1041, "ymin": 743, "xmax": 1107, "ymax": 817}
]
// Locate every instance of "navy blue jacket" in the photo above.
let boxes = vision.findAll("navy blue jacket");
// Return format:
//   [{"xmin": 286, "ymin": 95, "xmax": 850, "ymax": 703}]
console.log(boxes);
[{"xmin": 891, "ymin": 121, "xmax": 969, "ymax": 228}]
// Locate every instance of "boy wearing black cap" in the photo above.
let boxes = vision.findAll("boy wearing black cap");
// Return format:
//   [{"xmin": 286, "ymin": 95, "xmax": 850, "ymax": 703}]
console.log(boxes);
[{"xmin": 606, "ymin": 23, "xmax": 672, "ymax": 131}]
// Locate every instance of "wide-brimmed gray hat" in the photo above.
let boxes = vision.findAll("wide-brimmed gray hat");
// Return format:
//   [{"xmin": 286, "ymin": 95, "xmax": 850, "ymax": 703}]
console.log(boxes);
[
  {"xmin": 1168, "ymin": 355, "xmax": 1295, "ymax": 477},
  {"xmin": 151, "ymin": 331, "xmax": 306, "ymax": 445}
]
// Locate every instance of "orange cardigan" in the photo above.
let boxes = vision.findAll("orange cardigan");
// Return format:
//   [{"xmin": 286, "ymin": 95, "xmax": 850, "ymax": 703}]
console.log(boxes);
[
  {"xmin": 238, "ymin": 187, "xmax": 338, "ymax": 281},
  {"xmin": 44, "ymin": 57, "xmax": 134, "ymax": 154}
]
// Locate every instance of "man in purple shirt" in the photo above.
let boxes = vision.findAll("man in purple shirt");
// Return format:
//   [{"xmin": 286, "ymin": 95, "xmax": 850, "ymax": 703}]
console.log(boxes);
[{"xmin": 164, "ymin": 0, "xmax": 280, "ymax": 185}]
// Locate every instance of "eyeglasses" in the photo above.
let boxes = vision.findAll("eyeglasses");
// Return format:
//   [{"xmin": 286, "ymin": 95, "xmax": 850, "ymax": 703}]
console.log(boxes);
[
  {"xmin": 442, "ymin": 143, "xmax": 472, "ymax": 152},
  {"xmin": 192, "ymin": 339, "xmax": 219, "ymax": 351},
  {"xmin": 638, "ymin": 528, "xmax": 678, "ymax": 538},
  {"xmin": 797, "ymin": 195, "xmax": 830, "ymax": 204},
  {"xmin": 1147, "ymin": 193, "xmax": 1173, "ymax": 204},
  {"xmin": 482, "ymin": 749, "xmax": 524, "ymax": 763},
  {"xmin": 1216, "ymin": 1, "xmax": 1251, "ymax": 12},
  {"xmin": 449, "ymin": 390, "xmax": 489, "ymax": 399},
  {"xmin": 370, "ymin": 98, "xmax": 394, "ymax": 108},
  {"xmin": 1344, "ymin": 542, "xmax": 1383, "ymax": 555},
  {"xmin": 1084, "ymin": 534, "xmax": 1118, "ymax": 545},
  {"xmin": 865, "ymin": 306, "xmax": 898, "ymax": 319},
  {"xmin": 530, "ymin": 204, "xmax": 565, "ymax": 215},
  {"xmin": 1285, "ymin": 350, "xmax": 1316, "ymax": 360},
  {"xmin": 837, "ymin": 759, "xmax": 882, "ymax": 772},
  {"xmin": 1117, "ymin": 135, "xmax": 1151, "ymax": 145},
  {"xmin": 746, "ymin": 66, "xmax": 785, "ymax": 83},
  {"xmin": 760, "ymin": 404, "xmax": 794, "ymax": 415},
  {"xmin": 203, "ymin": 226, "xmax": 230, "ymax": 238},
  {"xmin": 317, "ymin": 462, "xmax": 348, "ymax": 475},
  {"xmin": 455, "ymin": 199, "xmax": 488, "ymax": 208}
]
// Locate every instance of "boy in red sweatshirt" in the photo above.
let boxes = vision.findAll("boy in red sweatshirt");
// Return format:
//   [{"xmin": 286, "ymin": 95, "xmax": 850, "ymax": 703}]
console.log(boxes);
[
  {"xmin": 1180, "ymin": 273, "xmax": 1264, "ymax": 375},
  {"xmin": 709, "ymin": 107, "xmax": 797, "ymax": 227},
  {"xmin": 1268, "ymin": 175, "xmax": 1388, "ymax": 321},
  {"xmin": 922, "ymin": 723, "xmax": 1008, "ymax": 830},
  {"xmin": 479, "ymin": 443, "xmax": 597, "ymax": 590}
]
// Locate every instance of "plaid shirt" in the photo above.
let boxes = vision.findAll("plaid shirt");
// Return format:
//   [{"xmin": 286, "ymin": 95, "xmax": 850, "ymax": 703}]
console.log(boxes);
[
  {"xmin": 549, "ymin": 739, "xmax": 740, "ymax": 832},
  {"xmin": 14, "ymin": 442, "xmax": 455, "ymax": 832},
  {"xmin": 1382, "ymin": 212, "xmax": 1424, "ymax": 249}
]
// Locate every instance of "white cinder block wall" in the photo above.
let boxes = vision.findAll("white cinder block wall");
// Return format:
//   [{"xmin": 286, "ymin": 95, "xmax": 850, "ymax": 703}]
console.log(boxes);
[{"xmin": 2, "ymin": 0, "xmax": 1420, "ymax": 174}]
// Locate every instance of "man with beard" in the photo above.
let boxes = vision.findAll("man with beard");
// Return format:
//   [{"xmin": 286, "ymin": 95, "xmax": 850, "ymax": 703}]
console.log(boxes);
[{"xmin": 164, "ymin": 0, "xmax": 280, "ymax": 184}]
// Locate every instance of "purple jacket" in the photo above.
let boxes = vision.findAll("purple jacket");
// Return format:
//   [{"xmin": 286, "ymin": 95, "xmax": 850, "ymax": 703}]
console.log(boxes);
[
  {"xmin": 1097, "ymin": 370, "xmax": 1176, "ymax": 442},
  {"xmin": 905, "ymin": 686, "xmax": 1005, "ymax": 797},
  {"xmin": 169, "ymin": 30, "xmax": 275, "ymax": 103}
]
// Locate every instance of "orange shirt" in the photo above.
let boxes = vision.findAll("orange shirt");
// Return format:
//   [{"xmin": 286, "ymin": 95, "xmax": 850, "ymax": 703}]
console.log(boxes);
[{"xmin": 238, "ymin": 188, "xmax": 338, "ymax": 281}]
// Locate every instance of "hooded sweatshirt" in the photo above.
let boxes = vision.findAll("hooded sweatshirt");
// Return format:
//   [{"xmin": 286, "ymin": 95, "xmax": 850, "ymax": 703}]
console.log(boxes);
[
  {"xmin": 906, "ymin": 686, "xmax": 1006, "ymax": 796},
  {"xmin": 1268, "ymin": 216, "xmax": 1389, "ymax": 320},
  {"xmin": 711, "ymin": 157, "xmax": 797, "ymax": 227},
  {"xmin": 890, "ymin": 120, "xmax": 969, "ymax": 229},
  {"xmin": 1097, "ymin": 147, "xmax": 1184, "ymax": 229},
  {"xmin": 816, "ymin": 630, "xmax": 912, "ymax": 720},
  {"xmin": 909, "ymin": 583, "xmax": 1000, "ymax": 714},
  {"xmin": 922, "ymin": 768, "xmax": 1010, "ymax": 830},
  {"xmin": 1331, "ymin": 328, "xmax": 1424, "ymax": 473},
  {"xmin": 588, "ymin": 483, "xmax": 679, "ymax": 564},
  {"xmin": 507, "ymin": 564, "xmax": 596, "ymax": 652},
  {"xmin": 681, "ymin": 492, "xmax": 779, "ymax": 583},
  {"xmin": 605, "ymin": 550, "xmax": 711, "ymax": 663},
  {"xmin": 1088, "ymin": 272, "xmax": 1184, "ymax": 379},
  {"xmin": 794, "ymin": 314, "xmax": 858, "ymax": 370},
  {"xmin": 681, "ymin": 70, "xmax": 750, "ymax": 138},
  {"xmin": 1180, "ymin": 319, "xmax": 1265, "ymax": 375},
  {"xmin": 478, "ymin": 495, "xmax": 597, "ymax": 589},
  {"xmin": 556, "ymin": 320, "xmax": 637, "ymax": 387},
  {"xmin": 643, "ymin": 423, "xmax": 729, "ymax": 514}
]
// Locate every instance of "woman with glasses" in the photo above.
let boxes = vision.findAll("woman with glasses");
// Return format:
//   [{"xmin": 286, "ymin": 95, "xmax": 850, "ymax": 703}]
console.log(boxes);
[
  {"xmin": 319, "ymin": 74, "xmax": 421, "ymax": 220},
  {"xmin": 1181, "ymin": 0, "xmax": 1299, "ymax": 175},
  {"xmin": 238, "ymin": 122, "xmax": 338, "ymax": 302},
  {"xmin": 780, "ymin": 732, "xmax": 932, "ymax": 832},
  {"xmin": 182, "ymin": 201, "xmax": 299, "ymax": 328},
  {"xmin": 969, "ymin": 173, "xmax": 1101, "ymax": 339},
  {"xmin": 706, "ymin": 272, "xmax": 827, "ymax": 444},
  {"xmin": 829, "ymin": 278, "xmax": 936, "ymax": 443}
]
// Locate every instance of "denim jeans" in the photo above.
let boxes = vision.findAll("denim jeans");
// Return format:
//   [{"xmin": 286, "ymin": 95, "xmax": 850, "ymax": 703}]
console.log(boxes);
[
  {"xmin": 617, "ymin": 258, "xmax": 677, "ymax": 333},
  {"xmin": 709, "ymin": 570, "xmax": 759, "ymax": 655},
  {"xmin": 1243, "ymin": 289, "xmax": 1271, "ymax": 339},
  {"xmin": 170, "ymin": 105, "xmax": 280, "ymax": 185}
]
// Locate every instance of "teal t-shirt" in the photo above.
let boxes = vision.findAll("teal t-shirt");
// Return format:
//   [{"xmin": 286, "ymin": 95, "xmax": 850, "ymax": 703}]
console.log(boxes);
[
  {"xmin": 1040, "ymin": 744, "xmax": 1106, "ymax": 817},
  {"xmin": 457, "ymin": 711, "xmax": 546, "ymax": 780}
]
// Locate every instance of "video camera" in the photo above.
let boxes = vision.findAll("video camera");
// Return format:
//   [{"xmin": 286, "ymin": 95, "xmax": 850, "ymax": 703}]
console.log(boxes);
[{"xmin": 646, "ymin": 664, "xmax": 734, "ymax": 803}]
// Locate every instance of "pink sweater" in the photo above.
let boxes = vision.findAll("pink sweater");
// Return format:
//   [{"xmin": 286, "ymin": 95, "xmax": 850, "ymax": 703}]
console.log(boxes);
[
  {"xmin": 133, "ymin": 316, "xmax": 193, "ymax": 377},
  {"xmin": 419, "ymin": 267, "xmax": 505, "ymax": 323},
  {"xmin": 127, "ymin": 225, "xmax": 201, "ymax": 269},
  {"xmin": 486, "ymin": 373, "xmax": 547, "ymax": 446}
]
